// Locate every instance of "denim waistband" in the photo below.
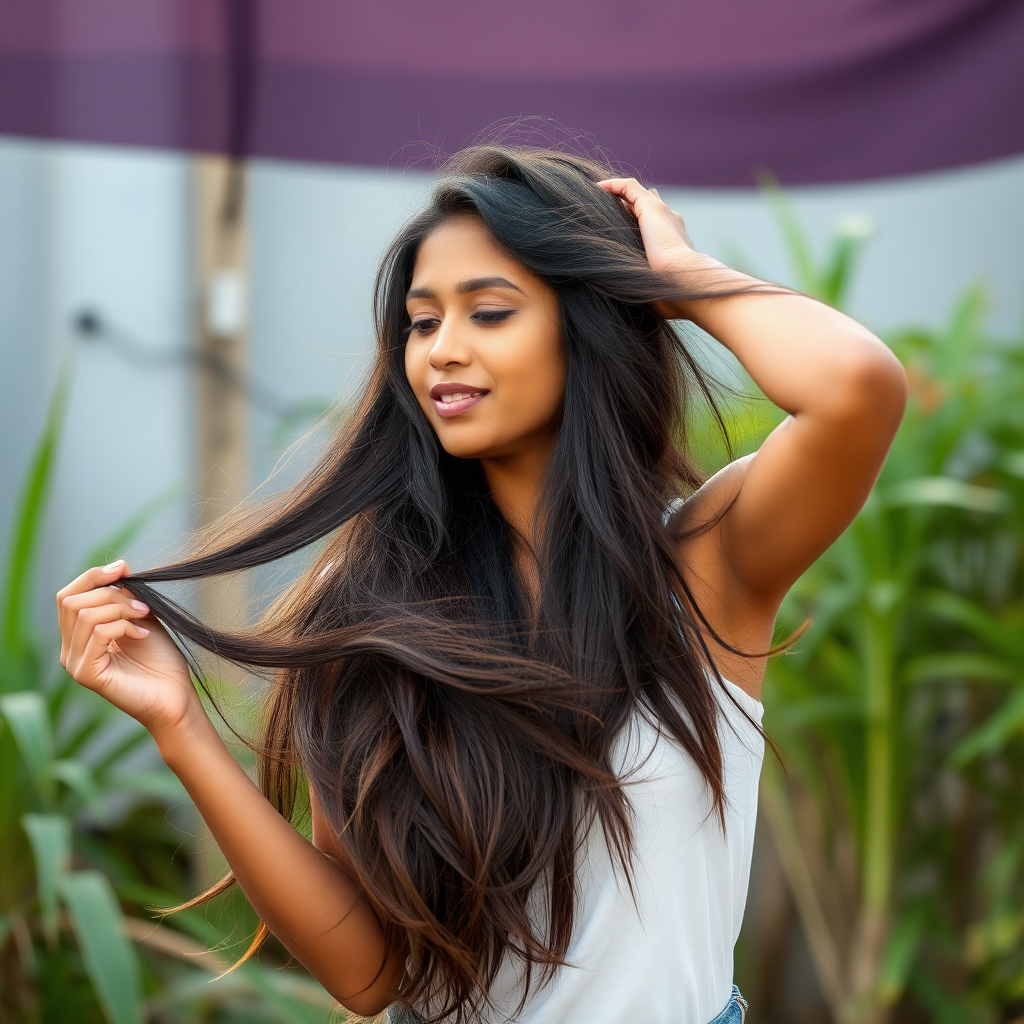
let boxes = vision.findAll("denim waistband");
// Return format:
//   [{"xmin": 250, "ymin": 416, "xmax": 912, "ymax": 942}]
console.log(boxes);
[{"xmin": 706, "ymin": 985, "xmax": 748, "ymax": 1024}]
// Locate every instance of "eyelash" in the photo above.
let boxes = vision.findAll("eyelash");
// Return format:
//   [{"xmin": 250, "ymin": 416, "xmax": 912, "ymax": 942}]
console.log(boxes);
[{"xmin": 404, "ymin": 309, "xmax": 516, "ymax": 336}]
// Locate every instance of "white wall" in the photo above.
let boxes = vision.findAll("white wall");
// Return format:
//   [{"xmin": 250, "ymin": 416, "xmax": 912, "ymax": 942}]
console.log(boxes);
[
  {"xmin": 2, "ymin": 138, "xmax": 1022, "ymax": 632},
  {"xmin": 0, "ymin": 140, "xmax": 193, "ymax": 628}
]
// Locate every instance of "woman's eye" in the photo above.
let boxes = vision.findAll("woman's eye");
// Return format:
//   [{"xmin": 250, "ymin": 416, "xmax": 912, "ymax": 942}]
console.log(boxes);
[
  {"xmin": 405, "ymin": 309, "xmax": 514, "ymax": 337},
  {"xmin": 408, "ymin": 318, "xmax": 440, "ymax": 336},
  {"xmin": 472, "ymin": 309, "xmax": 516, "ymax": 325}
]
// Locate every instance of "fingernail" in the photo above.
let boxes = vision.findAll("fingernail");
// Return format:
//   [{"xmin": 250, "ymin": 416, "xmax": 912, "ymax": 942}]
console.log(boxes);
[
  {"xmin": 136, "ymin": 626, "xmax": 150, "ymax": 635},
  {"xmin": 131, "ymin": 600, "xmax": 149, "ymax": 612},
  {"xmin": 103, "ymin": 560, "xmax": 123, "ymax": 573}
]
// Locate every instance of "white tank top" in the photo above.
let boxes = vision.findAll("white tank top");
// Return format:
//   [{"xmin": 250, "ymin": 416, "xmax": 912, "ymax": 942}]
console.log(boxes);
[{"xmin": 473, "ymin": 677, "xmax": 765, "ymax": 1024}]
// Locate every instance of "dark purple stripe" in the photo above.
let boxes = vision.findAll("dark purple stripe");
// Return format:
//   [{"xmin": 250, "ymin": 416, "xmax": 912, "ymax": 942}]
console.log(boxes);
[{"xmin": 1, "ymin": 1, "xmax": 1021, "ymax": 185}]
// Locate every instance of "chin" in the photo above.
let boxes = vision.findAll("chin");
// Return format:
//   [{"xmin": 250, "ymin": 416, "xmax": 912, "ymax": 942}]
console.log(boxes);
[
  {"xmin": 434, "ymin": 427, "xmax": 501, "ymax": 461},
  {"xmin": 439, "ymin": 440, "xmax": 491, "ymax": 460}
]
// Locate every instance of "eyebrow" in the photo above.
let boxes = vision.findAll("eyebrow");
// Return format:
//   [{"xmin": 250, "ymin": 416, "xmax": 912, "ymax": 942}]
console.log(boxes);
[{"xmin": 406, "ymin": 276, "xmax": 526, "ymax": 300}]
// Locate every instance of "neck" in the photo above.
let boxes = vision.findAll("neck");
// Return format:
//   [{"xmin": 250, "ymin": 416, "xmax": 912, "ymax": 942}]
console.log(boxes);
[
  {"xmin": 480, "ymin": 439, "xmax": 554, "ymax": 609},
  {"xmin": 480, "ymin": 439, "xmax": 554, "ymax": 546}
]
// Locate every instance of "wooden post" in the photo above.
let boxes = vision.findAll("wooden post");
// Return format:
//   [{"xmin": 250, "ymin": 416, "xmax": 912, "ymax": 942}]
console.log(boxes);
[
  {"xmin": 193, "ymin": 156, "xmax": 250, "ymax": 628},
  {"xmin": 189, "ymin": 156, "xmax": 253, "ymax": 896}
]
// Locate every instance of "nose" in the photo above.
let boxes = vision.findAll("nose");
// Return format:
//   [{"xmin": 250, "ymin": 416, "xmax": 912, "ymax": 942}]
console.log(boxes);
[{"xmin": 427, "ymin": 318, "xmax": 472, "ymax": 370}]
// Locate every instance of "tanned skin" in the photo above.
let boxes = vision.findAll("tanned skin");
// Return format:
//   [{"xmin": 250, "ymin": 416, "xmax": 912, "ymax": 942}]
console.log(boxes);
[{"xmin": 56, "ymin": 181, "xmax": 907, "ymax": 1014}]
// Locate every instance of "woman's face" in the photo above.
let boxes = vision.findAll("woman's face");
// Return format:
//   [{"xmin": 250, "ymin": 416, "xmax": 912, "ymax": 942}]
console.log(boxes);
[{"xmin": 404, "ymin": 214, "xmax": 566, "ymax": 462}]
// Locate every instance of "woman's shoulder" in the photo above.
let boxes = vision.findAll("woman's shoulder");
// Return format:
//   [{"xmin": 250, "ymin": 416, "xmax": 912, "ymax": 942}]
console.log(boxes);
[{"xmin": 664, "ymin": 466, "xmax": 774, "ymax": 702}]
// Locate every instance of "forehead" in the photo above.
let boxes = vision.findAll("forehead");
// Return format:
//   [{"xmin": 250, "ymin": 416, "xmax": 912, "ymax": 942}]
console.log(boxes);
[{"xmin": 409, "ymin": 214, "xmax": 528, "ymax": 289}]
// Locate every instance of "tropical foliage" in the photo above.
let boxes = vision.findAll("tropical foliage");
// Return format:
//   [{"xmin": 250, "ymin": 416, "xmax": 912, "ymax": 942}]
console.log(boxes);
[
  {"xmin": 729, "ymin": 188, "xmax": 1024, "ymax": 1024},
  {"xmin": 0, "ymin": 366, "xmax": 337, "ymax": 1023}
]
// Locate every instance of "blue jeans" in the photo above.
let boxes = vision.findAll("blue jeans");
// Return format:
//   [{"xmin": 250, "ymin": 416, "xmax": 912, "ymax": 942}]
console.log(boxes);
[
  {"xmin": 386, "ymin": 986, "xmax": 749, "ymax": 1022},
  {"xmin": 707, "ymin": 985, "xmax": 748, "ymax": 1024}
]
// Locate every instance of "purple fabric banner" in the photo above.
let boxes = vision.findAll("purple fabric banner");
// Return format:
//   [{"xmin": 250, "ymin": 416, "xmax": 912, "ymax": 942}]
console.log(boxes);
[{"xmin": 1, "ymin": 0, "xmax": 1022, "ymax": 186}]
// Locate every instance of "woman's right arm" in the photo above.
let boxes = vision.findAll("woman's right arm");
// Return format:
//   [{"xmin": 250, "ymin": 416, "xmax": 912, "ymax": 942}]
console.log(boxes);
[{"xmin": 56, "ymin": 561, "xmax": 405, "ymax": 1017}]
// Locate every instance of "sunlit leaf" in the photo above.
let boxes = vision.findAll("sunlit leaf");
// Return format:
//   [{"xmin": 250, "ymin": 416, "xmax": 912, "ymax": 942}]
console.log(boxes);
[
  {"xmin": 50, "ymin": 758, "xmax": 104, "ymax": 817},
  {"xmin": 21, "ymin": 812, "xmax": 71, "ymax": 945},
  {"xmin": 59, "ymin": 870, "xmax": 142, "ymax": 1024},
  {"xmin": 965, "ymin": 908, "xmax": 1024, "ymax": 965},
  {"xmin": 1002, "ymin": 450, "xmax": 1024, "ymax": 479},
  {"xmin": 0, "ymin": 691, "xmax": 55, "ymax": 804},
  {"xmin": 882, "ymin": 477, "xmax": 1010, "ymax": 514}
]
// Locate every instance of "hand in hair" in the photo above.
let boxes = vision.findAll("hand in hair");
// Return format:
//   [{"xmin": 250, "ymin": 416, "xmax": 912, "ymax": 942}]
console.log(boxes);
[
  {"xmin": 56, "ymin": 560, "xmax": 200, "ymax": 739},
  {"xmin": 598, "ymin": 177, "xmax": 700, "ymax": 316},
  {"xmin": 600, "ymin": 178, "xmax": 908, "ymax": 697},
  {"xmin": 55, "ymin": 560, "xmax": 406, "ymax": 1016}
]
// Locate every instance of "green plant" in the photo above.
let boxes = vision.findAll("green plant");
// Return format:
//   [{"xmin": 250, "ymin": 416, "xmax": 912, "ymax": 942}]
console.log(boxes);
[
  {"xmin": 0, "ymin": 367, "xmax": 338, "ymax": 1023},
  {"xmin": 736, "ymin": 189, "xmax": 1024, "ymax": 1024}
]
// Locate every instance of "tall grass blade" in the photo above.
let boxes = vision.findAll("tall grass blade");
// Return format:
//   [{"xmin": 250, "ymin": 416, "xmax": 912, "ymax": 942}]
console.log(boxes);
[
  {"xmin": 755, "ymin": 170, "xmax": 817, "ymax": 295},
  {"xmin": 0, "ymin": 691, "xmax": 56, "ymax": 805},
  {"xmin": 950, "ymin": 689, "xmax": 1024, "ymax": 765},
  {"xmin": 21, "ymin": 812, "xmax": 71, "ymax": 946},
  {"xmin": 50, "ymin": 758, "xmax": 104, "ymax": 817},
  {"xmin": 882, "ymin": 477, "xmax": 1010, "ymax": 514},
  {"xmin": 2, "ymin": 361, "xmax": 71, "ymax": 660},
  {"xmin": 59, "ymin": 870, "xmax": 143, "ymax": 1024}
]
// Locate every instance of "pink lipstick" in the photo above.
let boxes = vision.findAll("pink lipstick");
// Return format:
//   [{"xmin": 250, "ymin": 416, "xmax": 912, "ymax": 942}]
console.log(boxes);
[{"xmin": 429, "ymin": 381, "xmax": 490, "ymax": 418}]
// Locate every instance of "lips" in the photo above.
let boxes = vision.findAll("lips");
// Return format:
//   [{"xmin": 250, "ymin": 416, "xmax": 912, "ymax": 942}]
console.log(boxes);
[{"xmin": 429, "ymin": 381, "xmax": 490, "ymax": 419}]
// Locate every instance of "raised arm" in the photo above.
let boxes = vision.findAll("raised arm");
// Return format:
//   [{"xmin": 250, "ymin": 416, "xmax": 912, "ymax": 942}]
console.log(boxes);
[
  {"xmin": 599, "ymin": 179, "xmax": 908, "ymax": 677},
  {"xmin": 56, "ymin": 562, "xmax": 405, "ymax": 1016}
]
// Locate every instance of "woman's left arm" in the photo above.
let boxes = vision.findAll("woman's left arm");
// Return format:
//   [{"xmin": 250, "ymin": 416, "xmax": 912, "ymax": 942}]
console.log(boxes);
[{"xmin": 601, "ymin": 177, "xmax": 908, "ymax": 608}]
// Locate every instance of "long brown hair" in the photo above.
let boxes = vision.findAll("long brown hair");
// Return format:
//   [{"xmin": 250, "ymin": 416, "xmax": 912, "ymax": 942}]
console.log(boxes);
[{"xmin": 124, "ymin": 145, "xmax": 773, "ymax": 1021}]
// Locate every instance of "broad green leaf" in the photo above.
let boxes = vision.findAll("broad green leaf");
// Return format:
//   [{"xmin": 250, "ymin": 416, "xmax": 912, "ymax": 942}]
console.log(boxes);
[
  {"xmin": 882, "ymin": 477, "xmax": 1010, "ymax": 514},
  {"xmin": 21, "ymin": 812, "xmax": 71, "ymax": 945},
  {"xmin": 50, "ymin": 758, "xmax": 104, "ymax": 817},
  {"xmin": 918, "ymin": 590, "xmax": 1024, "ymax": 661},
  {"xmin": 950, "ymin": 689, "xmax": 1024, "ymax": 766},
  {"xmin": 821, "ymin": 213, "xmax": 875, "ymax": 309},
  {"xmin": 775, "ymin": 695, "xmax": 865, "ymax": 729},
  {"xmin": 932, "ymin": 285, "xmax": 987, "ymax": 384},
  {"xmin": 56, "ymin": 702, "xmax": 111, "ymax": 758},
  {"xmin": 59, "ymin": 870, "xmax": 142, "ymax": 1024},
  {"xmin": 0, "ymin": 691, "xmax": 55, "ymax": 804},
  {"xmin": 903, "ymin": 653, "xmax": 1021, "ymax": 687},
  {"xmin": 1003, "ymin": 450, "xmax": 1024, "ymax": 479},
  {"xmin": 879, "ymin": 906, "xmax": 926, "ymax": 1004},
  {"xmin": 106, "ymin": 769, "xmax": 188, "ymax": 804},
  {"xmin": 2, "ymin": 360, "xmax": 71, "ymax": 656}
]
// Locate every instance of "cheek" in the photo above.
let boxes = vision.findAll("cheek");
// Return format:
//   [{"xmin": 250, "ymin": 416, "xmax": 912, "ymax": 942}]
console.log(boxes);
[{"xmin": 500, "ymin": 327, "xmax": 566, "ymax": 422}]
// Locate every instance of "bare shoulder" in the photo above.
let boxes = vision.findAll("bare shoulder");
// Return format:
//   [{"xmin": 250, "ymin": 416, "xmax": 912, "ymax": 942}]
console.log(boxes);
[{"xmin": 670, "ymin": 455, "xmax": 777, "ymax": 701}]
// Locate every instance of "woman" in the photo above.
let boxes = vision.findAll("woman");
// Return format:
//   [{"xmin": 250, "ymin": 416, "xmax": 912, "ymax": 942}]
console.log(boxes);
[{"xmin": 56, "ymin": 146, "xmax": 907, "ymax": 1023}]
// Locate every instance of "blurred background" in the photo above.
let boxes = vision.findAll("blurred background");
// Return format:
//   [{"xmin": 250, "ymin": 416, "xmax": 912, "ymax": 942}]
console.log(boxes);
[{"xmin": 1, "ymin": 2, "xmax": 1022, "ymax": 1022}]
